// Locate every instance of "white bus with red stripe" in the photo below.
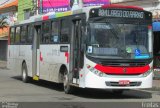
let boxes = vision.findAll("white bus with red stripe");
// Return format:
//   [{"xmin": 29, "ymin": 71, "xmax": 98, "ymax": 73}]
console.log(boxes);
[{"xmin": 8, "ymin": 4, "xmax": 153, "ymax": 94}]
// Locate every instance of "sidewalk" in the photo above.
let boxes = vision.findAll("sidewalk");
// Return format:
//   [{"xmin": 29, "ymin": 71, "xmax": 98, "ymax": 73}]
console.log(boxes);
[
  {"xmin": 0, "ymin": 60, "xmax": 7, "ymax": 69},
  {"xmin": 152, "ymin": 80, "xmax": 160, "ymax": 91}
]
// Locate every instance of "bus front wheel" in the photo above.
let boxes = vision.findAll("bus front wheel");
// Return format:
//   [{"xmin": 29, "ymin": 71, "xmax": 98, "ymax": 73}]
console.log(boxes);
[{"xmin": 63, "ymin": 70, "xmax": 74, "ymax": 94}]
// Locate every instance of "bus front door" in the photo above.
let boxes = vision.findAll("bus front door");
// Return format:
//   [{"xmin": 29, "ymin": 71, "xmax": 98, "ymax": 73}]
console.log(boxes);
[
  {"xmin": 71, "ymin": 20, "xmax": 84, "ymax": 84},
  {"xmin": 32, "ymin": 25, "xmax": 41, "ymax": 80}
]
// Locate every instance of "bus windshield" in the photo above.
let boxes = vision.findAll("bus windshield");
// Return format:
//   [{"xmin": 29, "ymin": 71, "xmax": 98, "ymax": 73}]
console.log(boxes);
[{"xmin": 86, "ymin": 22, "xmax": 152, "ymax": 59}]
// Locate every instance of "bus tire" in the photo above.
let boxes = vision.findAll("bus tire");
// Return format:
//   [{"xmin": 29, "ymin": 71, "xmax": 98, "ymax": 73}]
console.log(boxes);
[
  {"xmin": 22, "ymin": 63, "xmax": 29, "ymax": 83},
  {"xmin": 63, "ymin": 69, "xmax": 74, "ymax": 94}
]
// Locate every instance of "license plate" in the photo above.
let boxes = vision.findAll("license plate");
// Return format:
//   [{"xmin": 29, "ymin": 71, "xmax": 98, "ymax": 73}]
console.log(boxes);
[{"xmin": 119, "ymin": 80, "xmax": 130, "ymax": 85}]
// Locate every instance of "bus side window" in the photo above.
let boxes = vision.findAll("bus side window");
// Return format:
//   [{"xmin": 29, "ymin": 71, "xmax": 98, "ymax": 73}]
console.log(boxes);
[
  {"xmin": 15, "ymin": 26, "xmax": 20, "ymax": 44},
  {"xmin": 27, "ymin": 25, "xmax": 33, "ymax": 44},
  {"xmin": 21, "ymin": 25, "xmax": 27, "ymax": 44},
  {"xmin": 42, "ymin": 22, "xmax": 50, "ymax": 44},
  {"xmin": 60, "ymin": 19, "xmax": 70, "ymax": 43},
  {"xmin": 10, "ymin": 27, "xmax": 15, "ymax": 44},
  {"xmin": 51, "ymin": 21, "xmax": 59, "ymax": 43}
]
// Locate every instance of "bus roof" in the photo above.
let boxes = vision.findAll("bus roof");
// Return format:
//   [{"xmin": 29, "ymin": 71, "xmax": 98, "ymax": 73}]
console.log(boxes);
[
  {"xmin": 102, "ymin": 4, "xmax": 144, "ymax": 11},
  {"xmin": 12, "ymin": 4, "xmax": 145, "ymax": 26},
  {"xmin": 12, "ymin": 10, "xmax": 83, "ymax": 26}
]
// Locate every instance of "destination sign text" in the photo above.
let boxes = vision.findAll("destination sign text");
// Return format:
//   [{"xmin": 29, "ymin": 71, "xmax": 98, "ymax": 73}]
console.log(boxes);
[{"xmin": 98, "ymin": 9, "xmax": 144, "ymax": 19}]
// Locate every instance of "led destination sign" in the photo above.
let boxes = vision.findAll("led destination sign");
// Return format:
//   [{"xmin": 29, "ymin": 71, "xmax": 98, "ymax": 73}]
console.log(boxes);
[
  {"xmin": 90, "ymin": 9, "xmax": 148, "ymax": 19},
  {"xmin": 98, "ymin": 9, "xmax": 144, "ymax": 19}
]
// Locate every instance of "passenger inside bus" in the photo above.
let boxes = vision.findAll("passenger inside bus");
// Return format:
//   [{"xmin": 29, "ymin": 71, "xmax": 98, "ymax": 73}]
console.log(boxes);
[
  {"xmin": 125, "ymin": 30, "xmax": 137, "ymax": 45},
  {"xmin": 94, "ymin": 29, "xmax": 115, "ymax": 48}
]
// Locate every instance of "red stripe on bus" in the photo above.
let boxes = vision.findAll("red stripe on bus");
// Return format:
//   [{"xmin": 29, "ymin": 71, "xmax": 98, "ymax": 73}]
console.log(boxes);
[
  {"xmin": 94, "ymin": 64, "xmax": 150, "ymax": 75},
  {"xmin": 40, "ymin": 52, "xmax": 43, "ymax": 61},
  {"xmin": 65, "ymin": 52, "xmax": 69, "ymax": 63},
  {"xmin": 102, "ymin": 4, "xmax": 143, "ymax": 10},
  {"xmin": 42, "ymin": 16, "xmax": 49, "ymax": 20}
]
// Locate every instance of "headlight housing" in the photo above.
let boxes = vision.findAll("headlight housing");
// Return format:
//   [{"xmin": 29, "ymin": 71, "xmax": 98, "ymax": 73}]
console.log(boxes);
[
  {"xmin": 141, "ymin": 68, "xmax": 152, "ymax": 77},
  {"xmin": 86, "ymin": 64, "xmax": 106, "ymax": 77}
]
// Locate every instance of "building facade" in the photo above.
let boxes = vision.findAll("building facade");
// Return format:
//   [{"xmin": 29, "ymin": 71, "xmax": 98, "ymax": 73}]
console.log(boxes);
[
  {"xmin": 38, "ymin": 0, "xmax": 110, "ymax": 14},
  {"xmin": 0, "ymin": 0, "xmax": 18, "ymax": 60},
  {"xmin": 17, "ymin": 0, "xmax": 36, "ymax": 21}
]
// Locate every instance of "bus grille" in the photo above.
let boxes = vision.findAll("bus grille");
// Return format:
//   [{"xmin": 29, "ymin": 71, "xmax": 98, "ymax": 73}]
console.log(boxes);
[
  {"xmin": 105, "ymin": 81, "xmax": 142, "ymax": 87},
  {"xmin": 101, "ymin": 62, "xmax": 147, "ymax": 67}
]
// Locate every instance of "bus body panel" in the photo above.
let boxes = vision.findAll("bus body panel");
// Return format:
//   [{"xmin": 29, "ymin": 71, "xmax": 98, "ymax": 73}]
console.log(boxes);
[
  {"xmin": 8, "ymin": 45, "xmax": 20, "ymax": 73},
  {"xmin": 84, "ymin": 70, "xmax": 153, "ymax": 89},
  {"xmin": 39, "ymin": 44, "xmax": 70, "ymax": 83},
  {"xmin": 19, "ymin": 45, "xmax": 33, "ymax": 77},
  {"xmin": 8, "ymin": 45, "xmax": 32, "ymax": 76},
  {"xmin": 8, "ymin": 45, "xmax": 16, "ymax": 71}
]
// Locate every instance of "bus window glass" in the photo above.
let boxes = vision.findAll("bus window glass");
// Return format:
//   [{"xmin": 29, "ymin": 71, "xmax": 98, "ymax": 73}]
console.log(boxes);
[
  {"xmin": 51, "ymin": 21, "xmax": 59, "ymax": 43},
  {"xmin": 60, "ymin": 20, "xmax": 70, "ymax": 43},
  {"xmin": 87, "ymin": 23, "xmax": 151, "ymax": 59},
  {"xmin": 15, "ymin": 27, "xmax": 20, "ymax": 44},
  {"xmin": 10, "ymin": 28, "xmax": 15, "ymax": 44},
  {"xmin": 21, "ymin": 25, "xmax": 27, "ymax": 43},
  {"xmin": 27, "ymin": 25, "xmax": 33, "ymax": 44},
  {"xmin": 42, "ymin": 22, "xmax": 50, "ymax": 43}
]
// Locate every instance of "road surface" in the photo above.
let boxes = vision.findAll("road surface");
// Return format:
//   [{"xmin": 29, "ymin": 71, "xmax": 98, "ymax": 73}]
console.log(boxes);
[{"xmin": 0, "ymin": 68, "xmax": 159, "ymax": 102}]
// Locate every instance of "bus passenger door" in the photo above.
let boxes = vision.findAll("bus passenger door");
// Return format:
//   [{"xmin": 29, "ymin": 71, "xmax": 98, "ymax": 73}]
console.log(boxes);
[
  {"xmin": 32, "ymin": 25, "xmax": 41, "ymax": 80},
  {"xmin": 71, "ymin": 19, "xmax": 84, "ymax": 84}
]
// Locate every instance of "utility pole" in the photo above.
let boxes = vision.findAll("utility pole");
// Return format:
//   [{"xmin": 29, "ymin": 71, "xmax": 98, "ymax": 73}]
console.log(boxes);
[
  {"xmin": 39, "ymin": 0, "xmax": 43, "ymax": 14},
  {"xmin": 32, "ymin": 0, "xmax": 38, "ymax": 15}
]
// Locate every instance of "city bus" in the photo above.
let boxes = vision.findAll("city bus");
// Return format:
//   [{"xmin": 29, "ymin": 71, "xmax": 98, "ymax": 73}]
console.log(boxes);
[{"xmin": 8, "ymin": 4, "xmax": 153, "ymax": 94}]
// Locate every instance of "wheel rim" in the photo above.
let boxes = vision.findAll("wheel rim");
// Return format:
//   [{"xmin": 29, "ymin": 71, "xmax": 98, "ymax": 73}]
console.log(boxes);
[{"xmin": 22, "ymin": 68, "xmax": 26, "ymax": 80}]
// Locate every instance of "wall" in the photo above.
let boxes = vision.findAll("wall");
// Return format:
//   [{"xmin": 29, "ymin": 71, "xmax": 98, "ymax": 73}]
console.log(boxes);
[
  {"xmin": 18, "ymin": 0, "xmax": 34, "ymax": 21},
  {"xmin": 38, "ymin": 0, "xmax": 110, "ymax": 14},
  {"xmin": 0, "ymin": 0, "xmax": 17, "ymax": 37},
  {"xmin": 0, "ymin": 0, "xmax": 18, "ymax": 61},
  {"xmin": 0, "ymin": 27, "xmax": 9, "ymax": 38}
]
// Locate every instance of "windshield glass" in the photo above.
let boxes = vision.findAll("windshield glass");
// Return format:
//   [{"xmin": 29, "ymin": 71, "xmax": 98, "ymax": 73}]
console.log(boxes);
[{"xmin": 86, "ymin": 22, "xmax": 152, "ymax": 59}]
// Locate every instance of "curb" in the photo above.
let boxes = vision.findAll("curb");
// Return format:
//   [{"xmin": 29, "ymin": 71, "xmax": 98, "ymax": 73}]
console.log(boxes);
[
  {"xmin": 146, "ymin": 87, "xmax": 160, "ymax": 91},
  {"xmin": 0, "ymin": 61, "xmax": 7, "ymax": 69}
]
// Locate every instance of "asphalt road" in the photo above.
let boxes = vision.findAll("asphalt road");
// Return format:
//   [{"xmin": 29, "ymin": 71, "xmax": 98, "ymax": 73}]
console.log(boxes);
[{"xmin": 0, "ymin": 68, "xmax": 160, "ymax": 102}]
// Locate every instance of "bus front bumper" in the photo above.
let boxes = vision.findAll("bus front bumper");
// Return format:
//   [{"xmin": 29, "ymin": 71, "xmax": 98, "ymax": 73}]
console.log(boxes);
[{"xmin": 84, "ymin": 72, "xmax": 153, "ymax": 89}]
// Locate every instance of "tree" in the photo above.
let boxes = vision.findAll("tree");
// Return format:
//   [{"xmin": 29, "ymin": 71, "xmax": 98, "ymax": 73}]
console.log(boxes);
[{"xmin": 0, "ymin": 16, "xmax": 8, "ymax": 29}]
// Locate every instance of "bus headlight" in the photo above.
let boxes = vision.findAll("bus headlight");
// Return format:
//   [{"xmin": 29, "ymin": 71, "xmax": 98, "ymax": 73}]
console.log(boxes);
[
  {"xmin": 86, "ymin": 64, "xmax": 106, "ymax": 77},
  {"xmin": 142, "ymin": 68, "xmax": 152, "ymax": 77}
]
